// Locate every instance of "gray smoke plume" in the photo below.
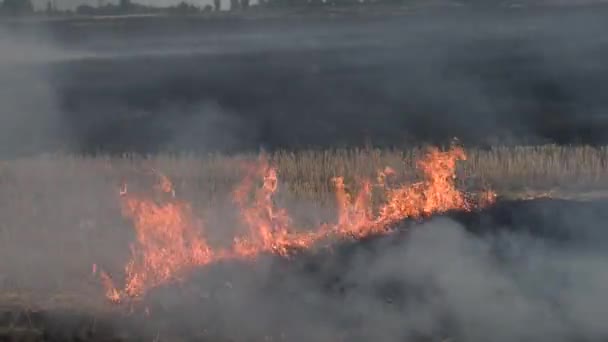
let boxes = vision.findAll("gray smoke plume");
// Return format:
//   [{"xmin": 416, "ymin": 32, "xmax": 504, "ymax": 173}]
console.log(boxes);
[
  {"xmin": 0, "ymin": 28, "xmax": 73, "ymax": 157},
  {"xmin": 131, "ymin": 199, "xmax": 608, "ymax": 342}
]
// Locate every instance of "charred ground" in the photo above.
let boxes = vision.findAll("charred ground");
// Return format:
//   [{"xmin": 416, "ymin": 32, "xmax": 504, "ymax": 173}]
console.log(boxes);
[{"xmin": 3, "ymin": 5, "xmax": 608, "ymax": 156}]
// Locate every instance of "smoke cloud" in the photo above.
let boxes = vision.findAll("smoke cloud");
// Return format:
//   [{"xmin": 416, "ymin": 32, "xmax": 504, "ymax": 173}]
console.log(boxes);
[
  {"xmin": 141, "ymin": 199, "xmax": 608, "ymax": 341},
  {"xmin": 0, "ymin": 27, "xmax": 78, "ymax": 157}
]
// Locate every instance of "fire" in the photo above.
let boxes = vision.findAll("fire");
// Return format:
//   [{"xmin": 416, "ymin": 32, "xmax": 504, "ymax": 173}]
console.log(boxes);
[
  {"xmin": 330, "ymin": 146, "xmax": 470, "ymax": 238},
  {"xmin": 100, "ymin": 271, "xmax": 121, "ymax": 303},
  {"xmin": 151, "ymin": 168, "xmax": 176, "ymax": 197},
  {"xmin": 375, "ymin": 146, "xmax": 468, "ymax": 225},
  {"xmin": 120, "ymin": 195, "xmax": 214, "ymax": 298},
  {"xmin": 331, "ymin": 176, "xmax": 374, "ymax": 237},
  {"xmin": 100, "ymin": 146, "xmax": 495, "ymax": 303},
  {"xmin": 102, "ymin": 175, "xmax": 217, "ymax": 302},
  {"xmin": 232, "ymin": 157, "xmax": 320, "ymax": 257}
]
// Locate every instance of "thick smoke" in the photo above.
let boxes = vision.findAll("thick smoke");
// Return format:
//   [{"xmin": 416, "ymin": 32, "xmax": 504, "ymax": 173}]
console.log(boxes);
[{"xmin": 140, "ymin": 199, "xmax": 608, "ymax": 342}]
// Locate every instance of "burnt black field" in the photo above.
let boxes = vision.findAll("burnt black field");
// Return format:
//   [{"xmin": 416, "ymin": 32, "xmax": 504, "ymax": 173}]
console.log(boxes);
[
  {"xmin": 2, "ymin": 7, "xmax": 608, "ymax": 341},
  {"xmin": 2, "ymin": 5, "xmax": 608, "ymax": 156}
]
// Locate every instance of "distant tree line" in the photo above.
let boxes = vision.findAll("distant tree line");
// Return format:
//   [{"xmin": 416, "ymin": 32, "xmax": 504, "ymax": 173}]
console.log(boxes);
[
  {"xmin": 0, "ymin": 0, "xmax": 34, "ymax": 16},
  {"xmin": 75, "ymin": 0, "xmax": 212, "ymax": 16},
  {"xmin": 0, "ymin": 0, "xmax": 502, "ymax": 18}
]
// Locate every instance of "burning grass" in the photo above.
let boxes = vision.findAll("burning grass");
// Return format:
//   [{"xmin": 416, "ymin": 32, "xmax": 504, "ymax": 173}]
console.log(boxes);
[
  {"xmin": 1, "ymin": 144, "xmax": 604, "ymax": 205},
  {"xmin": 97, "ymin": 145, "xmax": 495, "ymax": 303},
  {"xmin": 0, "ymin": 144, "xmax": 607, "ymax": 339}
]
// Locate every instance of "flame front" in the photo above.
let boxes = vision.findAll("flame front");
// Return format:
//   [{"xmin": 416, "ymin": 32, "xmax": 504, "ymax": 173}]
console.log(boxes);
[
  {"xmin": 232, "ymin": 157, "xmax": 318, "ymax": 257},
  {"xmin": 376, "ymin": 146, "xmax": 468, "ymax": 225},
  {"xmin": 120, "ymin": 195, "xmax": 214, "ymax": 298},
  {"xmin": 100, "ymin": 146, "xmax": 495, "ymax": 303}
]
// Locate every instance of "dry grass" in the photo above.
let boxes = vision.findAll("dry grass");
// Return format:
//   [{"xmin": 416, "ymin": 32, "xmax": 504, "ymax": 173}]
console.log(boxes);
[
  {"xmin": 272, "ymin": 145, "xmax": 608, "ymax": 199},
  {"xmin": 3, "ymin": 144, "xmax": 607, "ymax": 202},
  {"xmin": 0, "ymin": 144, "xmax": 607, "ymax": 339},
  {"xmin": 0, "ymin": 144, "xmax": 607, "ymax": 296}
]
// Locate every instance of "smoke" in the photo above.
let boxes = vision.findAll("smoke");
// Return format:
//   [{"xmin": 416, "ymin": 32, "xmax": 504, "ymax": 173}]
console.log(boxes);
[
  {"xmin": 123, "ymin": 199, "xmax": 607, "ymax": 342},
  {"xmin": 3, "ymin": 163, "xmax": 607, "ymax": 341},
  {"xmin": 0, "ymin": 27, "xmax": 78, "ymax": 157},
  {"xmin": 3, "ymin": 6, "xmax": 608, "ymax": 341}
]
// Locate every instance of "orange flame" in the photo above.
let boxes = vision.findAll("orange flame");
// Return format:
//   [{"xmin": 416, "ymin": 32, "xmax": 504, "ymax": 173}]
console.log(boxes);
[
  {"xmin": 101, "ymin": 173, "xmax": 216, "ymax": 302},
  {"xmin": 232, "ymin": 157, "xmax": 319, "ymax": 257},
  {"xmin": 331, "ymin": 177, "xmax": 374, "ymax": 237},
  {"xmin": 151, "ymin": 169, "xmax": 176, "ymax": 197},
  {"xmin": 100, "ymin": 147, "xmax": 495, "ymax": 303},
  {"xmin": 375, "ymin": 146, "xmax": 468, "ymax": 225},
  {"xmin": 100, "ymin": 271, "xmax": 121, "ymax": 303}
]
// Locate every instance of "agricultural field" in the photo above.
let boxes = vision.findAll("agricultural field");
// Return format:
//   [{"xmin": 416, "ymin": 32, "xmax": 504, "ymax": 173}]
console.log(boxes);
[
  {"xmin": 2, "ymin": 3, "xmax": 608, "ymax": 341},
  {"xmin": 1, "ymin": 145, "xmax": 608, "ymax": 340}
]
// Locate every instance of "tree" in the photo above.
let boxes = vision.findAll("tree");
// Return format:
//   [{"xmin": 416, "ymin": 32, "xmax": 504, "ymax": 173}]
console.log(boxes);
[
  {"xmin": 214, "ymin": 0, "xmax": 220, "ymax": 10},
  {"xmin": 169, "ymin": 1, "xmax": 200, "ymax": 14},
  {"xmin": 75, "ymin": 4, "xmax": 95, "ymax": 14},
  {"xmin": 45, "ymin": 0, "xmax": 56, "ymax": 14},
  {"xmin": 119, "ymin": 0, "xmax": 132, "ymax": 11},
  {"xmin": 0, "ymin": 0, "xmax": 34, "ymax": 15}
]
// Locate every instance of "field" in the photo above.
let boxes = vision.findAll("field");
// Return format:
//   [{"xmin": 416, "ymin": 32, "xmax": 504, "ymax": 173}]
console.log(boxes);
[
  {"xmin": 3, "ymin": 4, "xmax": 608, "ymax": 341},
  {"xmin": 1, "ymin": 144, "xmax": 608, "ymax": 341},
  {"xmin": 3, "ymin": 144, "xmax": 606, "ymax": 204},
  {"xmin": 3, "ymin": 144, "xmax": 608, "ymax": 285},
  {"xmin": 4, "ymin": 5, "xmax": 608, "ymax": 157}
]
